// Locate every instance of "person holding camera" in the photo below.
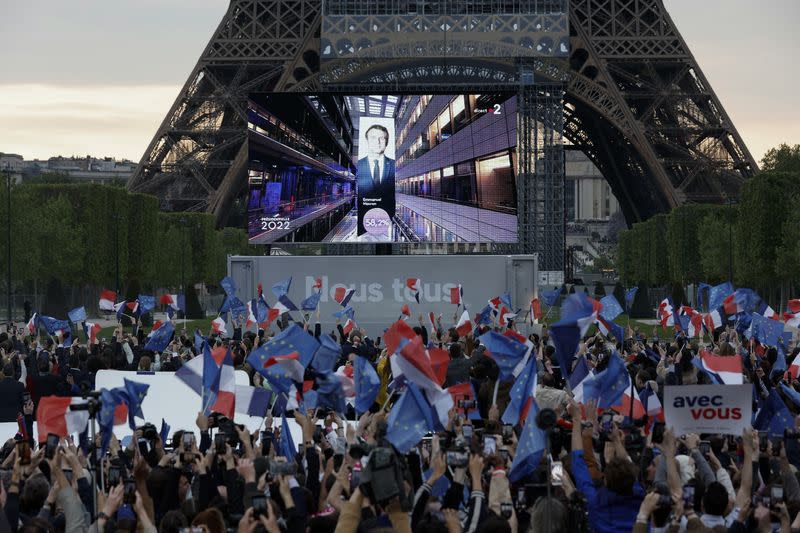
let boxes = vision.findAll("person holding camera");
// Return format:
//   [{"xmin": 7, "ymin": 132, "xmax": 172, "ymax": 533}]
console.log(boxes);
[{"xmin": 568, "ymin": 401, "xmax": 644, "ymax": 533}]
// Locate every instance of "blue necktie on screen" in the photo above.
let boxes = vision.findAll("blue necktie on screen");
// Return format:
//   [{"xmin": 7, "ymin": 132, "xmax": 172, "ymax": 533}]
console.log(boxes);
[{"xmin": 373, "ymin": 159, "xmax": 379, "ymax": 183}]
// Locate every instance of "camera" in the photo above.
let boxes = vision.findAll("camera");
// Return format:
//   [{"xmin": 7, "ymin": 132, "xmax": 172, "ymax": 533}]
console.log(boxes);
[
  {"xmin": 123, "ymin": 479, "xmax": 137, "ymax": 505},
  {"xmin": 599, "ymin": 412, "xmax": 614, "ymax": 434},
  {"xmin": 502, "ymin": 424, "xmax": 514, "ymax": 443},
  {"xmin": 360, "ymin": 446, "xmax": 408, "ymax": 507},
  {"xmin": 45, "ymin": 433, "xmax": 59, "ymax": 460},
  {"xmin": 251, "ymin": 494, "xmax": 267, "ymax": 518},
  {"xmin": 462, "ymin": 424, "xmax": 473, "ymax": 439},
  {"xmin": 458, "ymin": 399, "xmax": 477, "ymax": 409},
  {"xmin": 140, "ymin": 423, "xmax": 158, "ymax": 442},
  {"xmin": 771, "ymin": 486, "xmax": 784, "ymax": 507},
  {"xmin": 446, "ymin": 450, "xmax": 469, "ymax": 468},
  {"xmin": 483, "ymin": 435, "xmax": 497, "ymax": 456},
  {"xmin": 269, "ymin": 461, "xmax": 298, "ymax": 476},
  {"xmin": 500, "ymin": 502, "xmax": 513, "ymax": 519},
  {"xmin": 214, "ymin": 433, "xmax": 227, "ymax": 455},
  {"xmin": 108, "ymin": 466, "xmax": 122, "ymax": 489},
  {"xmin": 16, "ymin": 440, "xmax": 31, "ymax": 466}
]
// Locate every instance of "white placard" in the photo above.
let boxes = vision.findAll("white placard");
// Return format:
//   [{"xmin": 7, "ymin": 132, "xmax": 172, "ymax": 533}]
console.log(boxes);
[{"xmin": 664, "ymin": 384, "xmax": 752, "ymax": 436}]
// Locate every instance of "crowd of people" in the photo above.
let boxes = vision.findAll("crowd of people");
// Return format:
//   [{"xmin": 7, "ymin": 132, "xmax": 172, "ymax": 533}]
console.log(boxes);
[{"xmin": 1, "ymin": 287, "xmax": 800, "ymax": 533}]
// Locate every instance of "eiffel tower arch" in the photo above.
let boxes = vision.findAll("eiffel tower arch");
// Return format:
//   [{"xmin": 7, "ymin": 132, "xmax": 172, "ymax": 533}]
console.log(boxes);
[{"xmin": 128, "ymin": 0, "xmax": 757, "ymax": 270}]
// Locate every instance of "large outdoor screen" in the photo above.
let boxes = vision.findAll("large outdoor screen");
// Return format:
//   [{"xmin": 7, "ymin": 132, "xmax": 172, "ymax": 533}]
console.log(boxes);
[{"xmin": 246, "ymin": 92, "xmax": 517, "ymax": 244}]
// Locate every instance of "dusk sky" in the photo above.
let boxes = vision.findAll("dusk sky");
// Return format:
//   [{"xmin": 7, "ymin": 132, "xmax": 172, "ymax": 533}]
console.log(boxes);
[{"xmin": 0, "ymin": 0, "xmax": 797, "ymax": 163}]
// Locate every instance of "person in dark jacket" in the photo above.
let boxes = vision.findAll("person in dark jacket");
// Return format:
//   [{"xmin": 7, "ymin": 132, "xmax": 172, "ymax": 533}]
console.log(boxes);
[
  {"xmin": 0, "ymin": 364, "xmax": 25, "ymax": 422},
  {"xmin": 29, "ymin": 352, "xmax": 68, "ymax": 411}
]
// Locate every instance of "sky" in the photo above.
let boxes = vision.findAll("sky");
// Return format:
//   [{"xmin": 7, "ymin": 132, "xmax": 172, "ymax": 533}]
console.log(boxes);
[{"xmin": 0, "ymin": 0, "xmax": 797, "ymax": 163}]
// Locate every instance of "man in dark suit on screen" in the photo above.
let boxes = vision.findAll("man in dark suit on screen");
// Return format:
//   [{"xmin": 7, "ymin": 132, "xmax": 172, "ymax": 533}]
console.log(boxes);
[{"xmin": 356, "ymin": 124, "xmax": 396, "ymax": 237}]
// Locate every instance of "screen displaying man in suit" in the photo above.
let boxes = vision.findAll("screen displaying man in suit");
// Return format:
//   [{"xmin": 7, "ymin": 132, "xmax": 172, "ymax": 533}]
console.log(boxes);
[{"xmin": 356, "ymin": 123, "xmax": 396, "ymax": 238}]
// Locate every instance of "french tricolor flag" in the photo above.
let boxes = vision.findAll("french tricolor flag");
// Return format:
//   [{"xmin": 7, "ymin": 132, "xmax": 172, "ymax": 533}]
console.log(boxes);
[
  {"xmin": 498, "ymin": 306, "xmax": 517, "ymax": 326},
  {"xmin": 488, "ymin": 296, "xmax": 503, "ymax": 312},
  {"xmin": 406, "ymin": 278, "xmax": 422, "ymax": 303},
  {"xmin": 175, "ymin": 355, "xmax": 271, "ymax": 418},
  {"xmin": 788, "ymin": 299, "xmax": 800, "ymax": 314},
  {"xmin": 211, "ymin": 350, "xmax": 236, "ymax": 419},
  {"xmin": 687, "ymin": 313, "xmax": 703, "ymax": 338},
  {"xmin": 211, "ymin": 317, "xmax": 227, "ymax": 336},
  {"xmin": 343, "ymin": 318, "xmax": 356, "ymax": 335},
  {"xmin": 83, "ymin": 321, "xmax": 101, "ymax": 344},
  {"xmin": 785, "ymin": 311, "xmax": 800, "ymax": 329},
  {"xmin": 26, "ymin": 313, "xmax": 38, "ymax": 336},
  {"xmin": 699, "ymin": 350, "xmax": 743, "ymax": 385},
  {"xmin": 568, "ymin": 357, "xmax": 592, "ymax": 404},
  {"xmin": 610, "ymin": 385, "xmax": 646, "ymax": 420},
  {"xmin": 704, "ymin": 309, "xmax": 724, "ymax": 332},
  {"xmin": 262, "ymin": 352, "xmax": 305, "ymax": 384},
  {"xmin": 160, "ymin": 293, "xmax": 184, "ymax": 312},
  {"xmin": 36, "ymin": 397, "xmax": 90, "ymax": 442},
  {"xmin": 658, "ymin": 298, "xmax": 674, "ymax": 328},
  {"xmin": 722, "ymin": 294, "xmax": 738, "ymax": 316},
  {"xmin": 245, "ymin": 300, "xmax": 258, "ymax": 329},
  {"xmin": 787, "ymin": 358, "xmax": 800, "ymax": 381},
  {"xmin": 334, "ymin": 287, "xmax": 355, "ymax": 307},
  {"xmin": 455, "ymin": 309, "xmax": 472, "ymax": 337},
  {"xmin": 99, "ymin": 290, "xmax": 117, "ymax": 312},
  {"xmin": 530, "ymin": 297, "xmax": 542, "ymax": 323},
  {"xmin": 450, "ymin": 285, "xmax": 463, "ymax": 305},
  {"xmin": 401, "ymin": 304, "xmax": 412, "ymax": 318}
]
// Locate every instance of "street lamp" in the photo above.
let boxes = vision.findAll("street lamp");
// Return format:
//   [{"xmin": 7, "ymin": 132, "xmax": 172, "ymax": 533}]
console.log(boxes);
[
  {"xmin": 4, "ymin": 163, "xmax": 10, "ymax": 323},
  {"xmin": 113, "ymin": 213, "xmax": 120, "ymax": 295},
  {"xmin": 727, "ymin": 196, "xmax": 734, "ymax": 283},
  {"xmin": 179, "ymin": 217, "xmax": 187, "ymax": 300}
]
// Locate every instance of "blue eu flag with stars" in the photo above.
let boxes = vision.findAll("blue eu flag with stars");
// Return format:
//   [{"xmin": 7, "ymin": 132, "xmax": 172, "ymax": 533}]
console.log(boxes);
[
  {"xmin": 123, "ymin": 378, "xmax": 150, "ymax": 430},
  {"xmin": 98, "ymin": 387, "xmax": 127, "ymax": 455},
  {"xmin": 477, "ymin": 331, "xmax": 528, "ymax": 382},
  {"xmin": 315, "ymin": 371, "xmax": 347, "ymax": 414},
  {"xmin": 354, "ymin": 356, "xmax": 381, "ymax": 414},
  {"xmin": 279, "ymin": 415, "xmax": 296, "ymax": 460},
  {"xmin": 754, "ymin": 389, "xmax": 795, "ymax": 438},
  {"xmin": 540, "ymin": 288, "xmax": 561, "ymax": 307},
  {"xmin": 509, "ymin": 401, "xmax": 547, "ymax": 483},
  {"xmin": 386, "ymin": 383, "xmax": 434, "ymax": 454},
  {"xmin": 599, "ymin": 295, "xmax": 624, "ymax": 322},
  {"xmin": 248, "ymin": 323, "xmax": 320, "ymax": 369},
  {"xmin": 310, "ymin": 334, "xmax": 341, "ymax": 373},
  {"xmin": 144, "ymin": 321, "xmax": 174, "ymax": 353},
  {"xmin": 582, "ymin": 351, "xmax": 629, "ymax": 409}
]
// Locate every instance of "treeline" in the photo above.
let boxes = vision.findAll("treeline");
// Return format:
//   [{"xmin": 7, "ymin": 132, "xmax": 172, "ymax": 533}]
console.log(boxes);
[
  {"xmin": 0, "ymin": 183, "xmax": 251, "ymax": 295},
  {"xmin": 618, "ymin": 163, "xmax": 800, "ymax": 302}
]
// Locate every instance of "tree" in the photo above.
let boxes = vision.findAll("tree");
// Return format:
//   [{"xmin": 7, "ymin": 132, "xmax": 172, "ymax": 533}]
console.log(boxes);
[
  {"xmin": 698, "ymin": 206, "xmax": 737, "ymax": 283},
  {"xmin": 761, "ymin": 144, "xmax": 800, "ymax": 173},
  {"xmin": 666, "ymin": 205, "xmax": 716, "ymax": 284},
  {"xmin": 776, "ymin": 197, "xmax": 800, "ymax": 283},
  {"xmin": 612, "ymin": 282, "xmax": 626, "ymax": 309},
  {"xmin": 735, "ymin": 171, "xmax": 800, "ymax": 286},
  {"xmin": 629, "ymin": 283, "xmax": 651, "ymax": 319}
]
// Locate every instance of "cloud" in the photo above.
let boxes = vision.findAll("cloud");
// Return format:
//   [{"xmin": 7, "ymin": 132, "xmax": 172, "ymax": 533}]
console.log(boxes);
[{"xmin": 0, "ymin": 84, "xmax": 180, "ymax": 160}]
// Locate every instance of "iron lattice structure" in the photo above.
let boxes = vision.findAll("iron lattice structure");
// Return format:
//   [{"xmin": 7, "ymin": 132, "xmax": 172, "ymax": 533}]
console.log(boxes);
[{"xmin": 128, "ymin": 0, "xmax": 757, "ymax": 269}]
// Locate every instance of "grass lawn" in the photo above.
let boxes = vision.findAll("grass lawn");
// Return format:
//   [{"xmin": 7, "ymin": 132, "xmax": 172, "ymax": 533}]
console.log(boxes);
[{"xmin": 93, "ymin": 319, "xmax": 216, "ymax": 343}]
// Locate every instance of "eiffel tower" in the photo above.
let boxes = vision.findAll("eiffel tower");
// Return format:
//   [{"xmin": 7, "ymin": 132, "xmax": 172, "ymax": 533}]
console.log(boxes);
[{"xmin": 128, "ymin": 0, "xmax": 757, "ymax": 270}]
